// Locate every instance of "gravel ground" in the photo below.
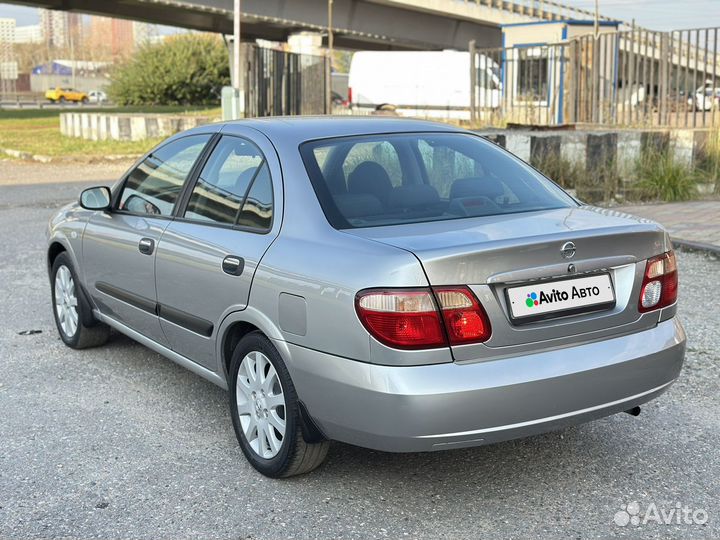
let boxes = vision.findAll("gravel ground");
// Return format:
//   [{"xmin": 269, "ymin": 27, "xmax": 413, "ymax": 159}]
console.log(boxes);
[
  {"xmin": 0, "ymin": 180, "xmax": 718, "ymax": 539},
  {"xmin": 0, "ymin": 159, "xmax": 134, "ymax": 186}
]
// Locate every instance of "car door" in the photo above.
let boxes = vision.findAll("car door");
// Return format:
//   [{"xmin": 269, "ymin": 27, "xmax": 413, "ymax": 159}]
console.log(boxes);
[
  {"xmin": 82, "ymin": 133, "xmax": 213, "ymax": 345},
  {"xmin": 154, "ymin": 130, "xmax": 282, "ymax": 370}
]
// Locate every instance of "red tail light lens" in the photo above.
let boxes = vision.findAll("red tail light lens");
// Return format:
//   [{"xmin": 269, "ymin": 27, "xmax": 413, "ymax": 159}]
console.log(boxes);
[
  {"xmin": 639, "ymin": 251, "xmax": 678, "ymax": 313},
  {"xmin": 434, "ymin": 287, "xmax": 492, "ymax": 345},
  {"xmin": 355, "ymin": 287, "xmax": 491, "ymax": 350},
  {"xmin": 355, "ymin": 290, "xmax": 445, "ymax": 349}
]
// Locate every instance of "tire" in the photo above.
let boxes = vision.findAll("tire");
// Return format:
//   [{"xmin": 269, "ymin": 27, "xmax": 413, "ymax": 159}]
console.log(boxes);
[
  {"xmin": 59, "ymin": 96, "xmax": 66, "ymax": 104},
  {"xmin": 81, "ymin": 97, "xmax": 88, "ymax": 104},
  {"xmin": 51, "ymin": 252, "xmax": 110, "ymax": 349},
  {"xmin": 229, "ymin": 331, "xmax": 329, "ymax": 477}
]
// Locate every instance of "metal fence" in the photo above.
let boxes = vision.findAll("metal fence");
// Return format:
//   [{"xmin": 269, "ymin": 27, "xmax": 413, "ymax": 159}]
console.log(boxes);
[
  {"xmin": 471, "ymin": 26, "xmax": 720, "ymax": 128},
  {"xmin": 245, "ymin": 45, "xmax": 328, "ymax": 117}
]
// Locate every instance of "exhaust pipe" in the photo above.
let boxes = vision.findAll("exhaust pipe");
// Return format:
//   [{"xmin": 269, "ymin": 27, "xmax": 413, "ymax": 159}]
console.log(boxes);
[{"xmin": 624, "ymin": 406, "xmax": 642, "ymax": 417}]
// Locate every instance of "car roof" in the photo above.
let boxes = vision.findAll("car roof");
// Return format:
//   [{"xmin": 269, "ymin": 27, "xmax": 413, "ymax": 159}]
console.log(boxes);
[{"xmin": 219, "ymin": 116, "xmax": 464, "ymax": 145}]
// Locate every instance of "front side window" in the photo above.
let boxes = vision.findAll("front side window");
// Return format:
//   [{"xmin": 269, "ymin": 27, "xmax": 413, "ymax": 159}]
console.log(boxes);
[
  {"xmin": 119, "ymin": 134, "xmax": 211, "ymax": 216},
  {"xmin": 300, "ymin": 132, "xmax": 577, "ymax": 229},
  {"xmin": 184, "ymin": 135, "xmax": 273, "ymax": 230}
]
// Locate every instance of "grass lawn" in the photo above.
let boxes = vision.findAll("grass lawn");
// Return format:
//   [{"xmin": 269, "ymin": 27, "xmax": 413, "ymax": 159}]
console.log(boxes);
[{"xmin": 0, "ymin": 106, "xmax": 221, "ymax": 159}]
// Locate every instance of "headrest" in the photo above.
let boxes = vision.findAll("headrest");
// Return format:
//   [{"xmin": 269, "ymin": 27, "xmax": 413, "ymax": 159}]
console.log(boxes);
[{"xmin": 347, "ymin": 162, "xmax": 394, "ymax": 200}]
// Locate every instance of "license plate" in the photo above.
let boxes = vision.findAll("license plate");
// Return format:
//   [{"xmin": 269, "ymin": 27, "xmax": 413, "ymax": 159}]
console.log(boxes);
[{"xmin": 506, "ymin": 273, "xmax": 615, "ymax": 321}]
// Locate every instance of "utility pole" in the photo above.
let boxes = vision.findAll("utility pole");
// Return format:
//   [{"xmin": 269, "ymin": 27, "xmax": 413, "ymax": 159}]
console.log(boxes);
[
  {"xmin": 231, "ymin": 0, "xmax": 245, "ymax": 118},
  {"xmin": 594, "ymin": 0, "xmax": 599, "ymax": 39},
  {"xmin": 326, "ymin": 0, "xmax": 334, "ymax": 114},
  {"xmin": 233, "ymin": 0, "xmax": 241, "ymax": 92}
]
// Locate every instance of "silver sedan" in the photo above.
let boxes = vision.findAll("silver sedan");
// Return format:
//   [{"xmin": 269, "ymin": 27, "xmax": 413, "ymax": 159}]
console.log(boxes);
[{"xmin": 46, "ymin": 118, "xmax": 685, "ymax": 477}]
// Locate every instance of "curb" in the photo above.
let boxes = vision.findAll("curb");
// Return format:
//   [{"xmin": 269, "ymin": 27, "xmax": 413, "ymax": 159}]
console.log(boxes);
[
  {"xmin": 0, "ymin": 148, "xmax": 51, "ymax": 162},
  {"xmin": 672, "ymin": 238, "xmax": 720, "ymax": 256},
  {"xmin": 1, "ymin": 147, "xmax": 140, "ymax": 164}
]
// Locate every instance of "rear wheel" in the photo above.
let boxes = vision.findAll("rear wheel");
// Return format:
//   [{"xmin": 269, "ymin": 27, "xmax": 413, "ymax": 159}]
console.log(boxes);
[
  {"xmin": 81, "ymin": 97, "xmax": 88, "ymax": 104},
  {"xmin": 229, "ymin": 331, "xmax": 329, "ymax": 477},
  {"xmin": 51, "ymin": 253, "xmax": 110, "ymax": 349},
  {"xmin": 59, "ymin": 96, "xmax": 66, "ymax": 104}
]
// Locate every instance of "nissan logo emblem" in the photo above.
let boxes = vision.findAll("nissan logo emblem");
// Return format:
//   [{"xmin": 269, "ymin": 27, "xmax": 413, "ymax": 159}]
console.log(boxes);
[{"xmin": 561, "ymin": 241, "xmax": 576, "ymax": 259}]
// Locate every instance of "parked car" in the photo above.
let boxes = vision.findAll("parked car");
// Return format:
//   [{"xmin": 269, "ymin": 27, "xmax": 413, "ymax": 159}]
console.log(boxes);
[
  {"xmin": 348, "ymin": 51, "xmax": 501, "ymax": 119},
  {"xmin": 47, "ymin": 118, "xmax": 685, "ymax": 477},
  {"xmin": 87, "ymin": 90, "xmax": 108, "ymax": 104},
  {"xmin": 45, "ymin": 87, "xmax": 88, "ymax": 104},
  {"xmin": 688, "ymin": 81, "xmax": 720, "ymax": 111}
]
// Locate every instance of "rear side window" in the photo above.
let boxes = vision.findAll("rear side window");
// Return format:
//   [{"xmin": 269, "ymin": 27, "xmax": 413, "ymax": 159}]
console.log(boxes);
[
  {"xmin": 184, "ymin": 135, "xmax": 273, "ymax": 230},
  {"xmin": 300, "ymin": 132, "xmax": 577, "ymax": 229}
]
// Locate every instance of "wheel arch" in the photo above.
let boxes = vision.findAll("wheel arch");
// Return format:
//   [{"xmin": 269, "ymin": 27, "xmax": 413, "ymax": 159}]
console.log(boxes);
[
  {"xmin": 220, "ymin": 320, "xmax": 261, "ymax": 382},
  {"xmin": 217, "ymin": 309, "xmax": 325, "ymax": 444},
  {"xmin": 47, "ymin": 236, "xmax": 80, "ymax": 278},
  {"xmin": 216, "ymin": 306, "xmax": 285, "ymax": 384},
  {"xmin": 47, "ymin": 241, "xmax": 67, "ymax": 275},
  {"xmin": 48, "ymin": 238, "xmax": 98, "ymax": 328}
]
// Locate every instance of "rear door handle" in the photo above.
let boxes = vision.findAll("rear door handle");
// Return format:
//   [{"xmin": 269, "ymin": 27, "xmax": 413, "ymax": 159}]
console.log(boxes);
[
  {"xmin": 222, "ymin": 255, "xmax": 244, "ymax": 276},
  {"xmin": 138, "ymin": 238, "xmax": 155, "ymax": 255}
]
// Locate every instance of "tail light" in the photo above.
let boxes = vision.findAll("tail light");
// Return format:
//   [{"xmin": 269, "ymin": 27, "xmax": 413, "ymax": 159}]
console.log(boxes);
[
  {"xmin": 434, "ymin": 287, "xmax": 492, "ymax": 345},
  {"xmin": 639, "ymin": 251, "xmax": 678, "ymax": 313},
  {"xmin": 348, "ymin": 86, "xmax": 353, "ymax": 103},
  {"xmin": 355, "ymin": 287, "xmax": 491, "ymax": 350}
]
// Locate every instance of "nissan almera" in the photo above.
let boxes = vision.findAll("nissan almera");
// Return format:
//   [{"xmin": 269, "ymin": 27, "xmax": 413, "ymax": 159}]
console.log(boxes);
[{"xmin": 47, "ymin": 118, "xmax": 686, "ymax": 477}]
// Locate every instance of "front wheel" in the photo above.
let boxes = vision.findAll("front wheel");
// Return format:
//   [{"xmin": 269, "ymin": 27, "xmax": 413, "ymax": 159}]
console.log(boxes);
[
  {"xmin": 51, "ymin": 252, "xmax": 110, "ymax": 349},
  {"xmin": 229, "ymin": 332, "xmax": 329, "ymax": 477}
]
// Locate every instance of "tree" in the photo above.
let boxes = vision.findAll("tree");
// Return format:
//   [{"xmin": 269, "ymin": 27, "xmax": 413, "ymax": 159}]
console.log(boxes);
[{"xmin": 109, "ymin": 34, "xmax": 230, "ymax": 106}]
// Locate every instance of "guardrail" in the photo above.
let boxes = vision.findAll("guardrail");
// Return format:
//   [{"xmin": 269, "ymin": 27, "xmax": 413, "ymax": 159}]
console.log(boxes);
[
  {"xmin": 0, "ymin": 99, "xmax": 114, "ymax": 110},
  {"xmin": 463, "ymin": 0, "xmax": 630, "ymax": 27}
]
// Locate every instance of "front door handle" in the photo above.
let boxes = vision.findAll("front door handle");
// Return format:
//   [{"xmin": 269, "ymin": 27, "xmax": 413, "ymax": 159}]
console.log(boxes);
[
  {"xmin": 138, "ymin": 237, "xmax": 155, "ymax": 255},
  {"xmin": 222, "ymin": 255, "xmax": 245, "ymax": 276}
]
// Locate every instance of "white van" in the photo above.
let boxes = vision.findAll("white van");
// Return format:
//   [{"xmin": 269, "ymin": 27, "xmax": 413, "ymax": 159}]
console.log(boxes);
[{"xmin": 348, "ymin": 50, "xmax": 501, "ymax": 120}]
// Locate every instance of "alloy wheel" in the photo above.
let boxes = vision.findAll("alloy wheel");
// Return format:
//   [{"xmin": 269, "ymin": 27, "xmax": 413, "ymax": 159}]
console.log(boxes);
[
  {"xmin": 235, "ymin": 351, "xmax": 287, "ymax": 459},
  {"xmin": 54, "ymin": 265, "xmax": 78, "ymax": 338}
]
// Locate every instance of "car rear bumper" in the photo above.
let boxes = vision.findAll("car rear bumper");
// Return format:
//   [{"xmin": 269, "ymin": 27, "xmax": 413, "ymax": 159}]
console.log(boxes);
[{"xmin": 279, "ymin": 317, "xmax": 685, "ymax": 452}]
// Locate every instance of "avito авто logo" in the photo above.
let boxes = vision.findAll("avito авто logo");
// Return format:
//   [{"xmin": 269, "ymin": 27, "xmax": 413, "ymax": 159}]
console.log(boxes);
[{"xmin": 525, "ymin": 285, "xmax": 602, "ymax": 308}]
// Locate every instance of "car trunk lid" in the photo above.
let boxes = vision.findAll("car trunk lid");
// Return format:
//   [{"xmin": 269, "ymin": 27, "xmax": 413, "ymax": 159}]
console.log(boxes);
[{"xmin": 344, "ymin": 206, "xmax": 671, "ymax": 359}]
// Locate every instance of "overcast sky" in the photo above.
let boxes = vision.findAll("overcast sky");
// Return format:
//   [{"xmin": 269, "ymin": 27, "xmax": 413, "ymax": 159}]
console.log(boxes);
[{"xmin": 0, "ymin": 1, "xmax": 717, "ymax": 32}]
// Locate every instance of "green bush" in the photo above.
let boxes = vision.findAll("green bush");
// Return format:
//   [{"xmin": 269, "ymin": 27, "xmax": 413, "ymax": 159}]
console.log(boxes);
[
  {"xmin": 636, "ymin": 151, "xmax": 698, "ymax": 202},
  {"xmin": 109, "ymin": 34, "xmax": 230, "ymax": 106}
]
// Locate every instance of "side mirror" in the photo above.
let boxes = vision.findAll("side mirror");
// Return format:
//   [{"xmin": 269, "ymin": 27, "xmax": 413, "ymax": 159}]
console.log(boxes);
[{"xmin": 80, "ymin": 186, "xmax": 111, "ymax": 210}]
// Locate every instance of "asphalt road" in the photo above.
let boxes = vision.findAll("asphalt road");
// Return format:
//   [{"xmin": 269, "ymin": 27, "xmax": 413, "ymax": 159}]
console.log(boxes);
[{"xmin": 1, "ymin": 180, "xmax": 719, "ymax": 539}]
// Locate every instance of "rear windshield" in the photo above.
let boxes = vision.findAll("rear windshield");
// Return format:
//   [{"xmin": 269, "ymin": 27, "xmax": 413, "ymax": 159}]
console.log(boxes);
[{"xmin": 300, "ymin": 132, "xmax": 577, "ymax": 229}]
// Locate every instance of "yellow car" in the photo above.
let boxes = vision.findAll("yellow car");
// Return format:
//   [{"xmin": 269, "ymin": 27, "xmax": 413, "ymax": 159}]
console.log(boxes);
[{"xmin": 45, "ymin": 87, "xmax": 89, "ymax": 104}]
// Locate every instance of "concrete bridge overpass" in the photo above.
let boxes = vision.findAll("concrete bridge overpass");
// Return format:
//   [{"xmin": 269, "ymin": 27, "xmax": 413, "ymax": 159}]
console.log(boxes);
[{"xmin": 4, "ymin": 0, "xmax": 618, "ymax": 51}]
